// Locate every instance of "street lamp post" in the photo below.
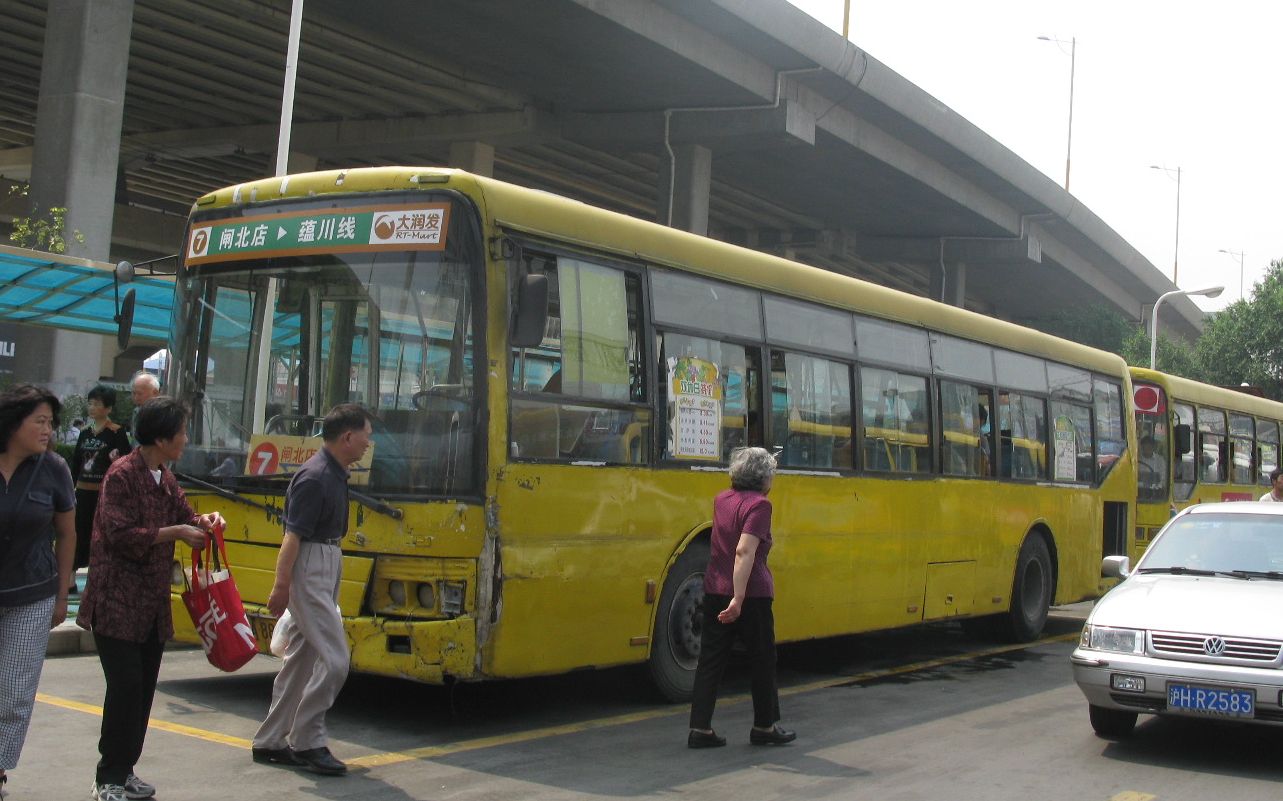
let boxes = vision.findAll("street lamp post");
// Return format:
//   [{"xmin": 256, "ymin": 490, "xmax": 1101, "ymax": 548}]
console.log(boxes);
[
  {"xmin": 1038, "ymin": 35, "xmax": 1076, "ymax": 191},
  {"xmin": 1150, "ymin": 285, "xmax": 1224, "ymax": 369},
  {"xmin": 1149, "ymin": 165, "xmax": 1181, "ymax": 284},
  {"xmin": 1219, "ymin": 248, "xmax": 1245, "ymax": 300}
]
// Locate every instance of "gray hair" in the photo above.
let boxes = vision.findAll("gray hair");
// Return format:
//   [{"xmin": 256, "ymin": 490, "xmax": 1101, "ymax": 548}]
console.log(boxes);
[
  {"xmin": 728, "ymin": 446, "xmax": 776, "ymax": 492},
  {"xmin": 132, "ymin": 371, "xmax": 160, "ymax": 391}
]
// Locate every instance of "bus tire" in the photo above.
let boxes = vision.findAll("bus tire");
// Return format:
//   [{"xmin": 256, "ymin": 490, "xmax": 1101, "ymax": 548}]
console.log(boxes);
[
  {"xmin": 999, "ymin": 534, "xmax": 1054, "ymax": 642},
  {"xmin": 649, "ymin": 539, "xmax": 710, "ymax": 703}
]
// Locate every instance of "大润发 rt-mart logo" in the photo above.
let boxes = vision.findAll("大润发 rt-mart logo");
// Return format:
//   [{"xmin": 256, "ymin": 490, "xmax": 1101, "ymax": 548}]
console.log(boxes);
[{"xmin": 369, "ymin": 208, "xmax": 446, "ymax": 246}]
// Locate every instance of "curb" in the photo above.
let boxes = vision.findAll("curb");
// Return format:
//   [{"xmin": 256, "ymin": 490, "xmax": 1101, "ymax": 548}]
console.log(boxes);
[{"xmin": 47, "ymin": 622, "xmax": 95, "ymax": 656}]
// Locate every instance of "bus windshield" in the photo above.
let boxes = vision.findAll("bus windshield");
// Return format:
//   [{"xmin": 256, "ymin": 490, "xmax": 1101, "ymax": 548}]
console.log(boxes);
[{"xmin": 172, "ymin": 241, "xmax": 482, "ymax": 498}]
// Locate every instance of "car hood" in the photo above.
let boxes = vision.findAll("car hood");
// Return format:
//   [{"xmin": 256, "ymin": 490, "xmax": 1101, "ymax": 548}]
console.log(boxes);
[{"xmin": 1092, "ymin": 575, "xmax": 1283, "ymax": 639}]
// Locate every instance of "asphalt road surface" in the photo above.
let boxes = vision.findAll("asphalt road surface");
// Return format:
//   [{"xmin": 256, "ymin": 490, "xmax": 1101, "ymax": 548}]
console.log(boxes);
[{"xmin": 19, "ymin": 606, "xmax": 1283, "ymax": 801}]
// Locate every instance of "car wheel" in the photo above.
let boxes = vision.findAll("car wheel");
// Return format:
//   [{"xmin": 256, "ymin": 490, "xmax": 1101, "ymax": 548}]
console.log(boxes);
[
  {"xmin": 999, "ymin": 534, "xmax": 1053, "ymax": 642},
  {"xmin": 1088, "ymin": 703, "xmax": 1137, "ymax": 738},
  {"xmin": 648, "ymin": 540, "xmax": 710, "ymax": 702}
]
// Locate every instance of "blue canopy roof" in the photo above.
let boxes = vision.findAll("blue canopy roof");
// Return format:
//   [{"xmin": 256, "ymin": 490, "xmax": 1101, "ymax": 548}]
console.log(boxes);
[{"xmin": 0, "ymin": 244, "xmax": 174, "ymax": 344}]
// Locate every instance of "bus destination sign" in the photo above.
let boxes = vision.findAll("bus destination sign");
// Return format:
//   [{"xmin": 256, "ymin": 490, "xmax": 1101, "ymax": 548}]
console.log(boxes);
[{"xmin": 186, "ymin": 203, "xmax": 451, "ymax": 265}]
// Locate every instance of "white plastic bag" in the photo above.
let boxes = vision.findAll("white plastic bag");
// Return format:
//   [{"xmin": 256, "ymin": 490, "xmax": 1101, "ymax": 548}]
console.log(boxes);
[{"xmin": 269, "ymin": 610, "xmax": 295, "ymax": 657}]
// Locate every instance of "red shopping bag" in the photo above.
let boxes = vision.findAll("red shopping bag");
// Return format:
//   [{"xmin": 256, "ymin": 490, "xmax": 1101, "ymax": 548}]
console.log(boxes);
[{"xmin": 181, "ymin": 523, "xmax": 259, "ymax": 672}]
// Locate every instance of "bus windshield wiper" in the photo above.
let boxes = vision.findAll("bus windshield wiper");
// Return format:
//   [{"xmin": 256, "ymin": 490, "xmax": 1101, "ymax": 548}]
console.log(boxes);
[
  {"xmin": 1137, "ymin": 566, "xmax": 1250, "ymax": 579},
  {"xmin": 172, "ymin": 470, "xmax": 281, "ymax": 517},
  {"xmin": 349, "ymin": 489, "xmax": 403, "ymax": 521}
]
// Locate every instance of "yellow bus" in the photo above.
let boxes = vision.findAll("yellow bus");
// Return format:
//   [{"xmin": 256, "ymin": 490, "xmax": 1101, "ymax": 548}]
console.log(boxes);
[
  {"xmin": 1130, "ymin": 367, "xmax": 1283, "ymax": 562},
  {"xmin": 165, "ymin": 167, "xmax": 1135, "ymax": 699}
]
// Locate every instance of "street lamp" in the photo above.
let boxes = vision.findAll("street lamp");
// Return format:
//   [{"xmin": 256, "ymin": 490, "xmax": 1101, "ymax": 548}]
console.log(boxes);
[
  {"xmin": 1150, "ymin": 285, "xmax": 1224, "ymax": 369},
  {"xmin": 1038, "ymin": 35, "xmax": 1076, "ymax": 191},
  {"xmin": 1149, "ymin": 165, "xmax": 1181, "ymax": 284},
  {"xmin": 1218, "ymin": 248, "xmax": 1245, "ymax": 300}
]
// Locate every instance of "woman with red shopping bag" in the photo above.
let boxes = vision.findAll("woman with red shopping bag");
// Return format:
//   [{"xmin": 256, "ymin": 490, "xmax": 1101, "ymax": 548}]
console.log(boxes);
[{"xmin": 78, "ymin": 397, "xmax": 223, "ymax": 801}]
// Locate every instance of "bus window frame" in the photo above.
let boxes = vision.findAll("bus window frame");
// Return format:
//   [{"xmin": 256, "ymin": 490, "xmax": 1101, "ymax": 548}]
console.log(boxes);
[{"xmin": 506, "ymin": 240, "xmax": 653, "ymax": 466}]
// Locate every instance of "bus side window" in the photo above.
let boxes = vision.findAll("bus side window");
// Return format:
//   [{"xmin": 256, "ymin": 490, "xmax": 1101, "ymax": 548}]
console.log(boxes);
[{"xmin": 509, "ymin": 256, "xmax": 650, "ymax": 464}]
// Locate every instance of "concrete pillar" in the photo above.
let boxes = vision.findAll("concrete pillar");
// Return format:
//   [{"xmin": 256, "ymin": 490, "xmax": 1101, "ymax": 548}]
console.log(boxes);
[
  {"xmin": 449, "ymin": 141, "xmax": 495, "ymax": 177},
  {"xmin": 930, "ymin": 260, "xmax": 967, "ymax": 307},
  {"xmin": 28, "ymin": 0, "xmax": 135, "ymax": 262},
  {"xmin": 657, "ymin": 143, "xmax": 711, "ymax": 236}
]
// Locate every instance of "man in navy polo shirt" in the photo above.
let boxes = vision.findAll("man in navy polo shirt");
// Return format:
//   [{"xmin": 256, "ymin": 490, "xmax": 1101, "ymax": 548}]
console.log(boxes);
[{"xmin": 251, "ymin": 404, "xmax": 372, "ymax": 776}]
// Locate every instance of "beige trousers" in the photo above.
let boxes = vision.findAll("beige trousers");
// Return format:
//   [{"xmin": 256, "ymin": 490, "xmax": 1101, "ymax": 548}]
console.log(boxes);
[{"xmin": 252, "ymin": 541, "xmax": 349, "ymax": 751}]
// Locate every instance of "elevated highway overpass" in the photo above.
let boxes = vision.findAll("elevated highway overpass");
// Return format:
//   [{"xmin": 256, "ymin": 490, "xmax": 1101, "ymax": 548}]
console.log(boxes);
[{"xmin": 0, "ymin": 0, "xmax": 1202, "ymax": 342}]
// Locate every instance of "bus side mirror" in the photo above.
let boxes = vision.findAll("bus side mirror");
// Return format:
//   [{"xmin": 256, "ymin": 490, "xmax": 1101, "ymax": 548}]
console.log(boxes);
[
  {"xmin": 1174, "ymin": 424, "xmax": 1192, "ymax": 456},
  {"xmin": 511, "ymin": 273, "xmax": 548, "ymax": 349}
]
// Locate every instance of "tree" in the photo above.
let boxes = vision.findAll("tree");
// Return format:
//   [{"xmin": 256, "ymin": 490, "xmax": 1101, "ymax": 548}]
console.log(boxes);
[
  {"xmin": 6, "ymin": 183, "xmax": 84, "ymax": 254},
  {"xmin": 1036, "ymin": 304, "xmax": 1135, "ymax": 356},
  {"xmin": 1195, "ymin": 260, "xmax": 1283, "ymax": 400}
]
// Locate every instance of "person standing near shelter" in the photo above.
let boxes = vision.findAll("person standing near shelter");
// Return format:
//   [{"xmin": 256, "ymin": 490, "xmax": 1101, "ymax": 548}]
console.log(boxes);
[
  {"xmin": 127, "ymin": 373, "xmax": 160, "ymax": 441},
  {"xmin": 78, "ymin": 397, "xmax": 221, "ymax": 801},
  {"xmin": 687, "ymin": 446, "xmax": 796, "ymax": 749},
  {"xmin": 63, "ymin": 418, "xmax": 84, "ymax": 446},
  {"xmin": 252, "ymin": 404, "xmax": 373, "ymax": 776},
  {"xmin": 1260, "ymin": 467, "xmax": 1283, "ymax": 501},
  {"xmin": 0, "ymin": 385, "xmax": 75, "ymax": 798},
  {"xmin": 70, "ymin": 386, "xmax": 131, "ymax": 595}
]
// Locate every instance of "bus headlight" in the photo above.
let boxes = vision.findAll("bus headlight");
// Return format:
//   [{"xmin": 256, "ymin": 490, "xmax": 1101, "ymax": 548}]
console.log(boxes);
[
  {"xmin": 440, "ymin": 580, "xmax": 466, "ymax": 616},
  {"xmin": 1081, "ymin": 624, "xmax": 1145, "ymax": 654},
  {"xmin": 388, "ymin": 580, "xmax": 407, "ymax": 606},
  {"xmin": 415, "ymin": 582, "xmax": 435, "ymax": 610}
]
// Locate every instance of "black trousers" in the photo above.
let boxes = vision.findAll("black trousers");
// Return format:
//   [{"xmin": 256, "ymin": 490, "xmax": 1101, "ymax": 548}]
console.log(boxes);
[
  {"xmin": 73, "ymin": 488, "xmax": 98, "ymax": 573},
  {"xmin": 688, "ymin": 594, "xmax": 780, "ymax": 731},
  {"xmin": 94, "ymin": 629, "xmax": 164, "ymax": 785}
]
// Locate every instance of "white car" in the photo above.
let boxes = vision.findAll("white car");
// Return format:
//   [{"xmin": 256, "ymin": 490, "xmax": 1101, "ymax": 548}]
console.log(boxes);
[{"xmin": 1072, "ymin": 502, "xmax": 1283, "ymax": 737}]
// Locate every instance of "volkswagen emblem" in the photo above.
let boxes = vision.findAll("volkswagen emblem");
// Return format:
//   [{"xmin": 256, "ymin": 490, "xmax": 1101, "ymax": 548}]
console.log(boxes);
[{"xmin": 1203, "ymin": 636, "xmax": 1226, "ymax": 656}]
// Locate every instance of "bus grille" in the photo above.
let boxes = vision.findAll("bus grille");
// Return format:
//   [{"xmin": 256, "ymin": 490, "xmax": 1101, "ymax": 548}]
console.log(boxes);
[{"xmin": 1150, "ymin": 631, "xmax": 1282, "ymax": 663}]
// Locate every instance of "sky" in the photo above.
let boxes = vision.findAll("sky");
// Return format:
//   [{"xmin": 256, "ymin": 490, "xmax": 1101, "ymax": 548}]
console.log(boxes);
[{"xmin": 785, "ymin": 0, "xmax": 1283, "ymax": 312}]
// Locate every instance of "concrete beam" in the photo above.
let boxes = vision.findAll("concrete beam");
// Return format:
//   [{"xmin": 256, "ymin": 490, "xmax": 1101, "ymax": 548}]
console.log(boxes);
[
  {"xmin": 449, "ymin": 141, "xmax": 495, "ymax": 177},
  {"xmin": 563, "ymin": 102, "xmax": 815, "ymax": 151}
]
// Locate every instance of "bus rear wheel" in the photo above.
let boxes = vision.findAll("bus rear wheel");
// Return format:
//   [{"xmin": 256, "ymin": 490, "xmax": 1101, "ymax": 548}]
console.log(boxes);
[
  {"xmin": 649, "ymin": 540, "xmax": 709, "ymax": 703},
  {"xmin": 1000, "ymin": 534, "xmax": 1054, "ymax": 642}
]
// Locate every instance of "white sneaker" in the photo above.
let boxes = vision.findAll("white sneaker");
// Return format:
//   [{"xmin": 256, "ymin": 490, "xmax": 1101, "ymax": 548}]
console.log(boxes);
[
  {"xmin": 124, "ymin": 774, "xmax": 155, "ymax": 800},
  {"xmin": 92, "ymin": 784, "xmax": 127, "ymax": 801}
]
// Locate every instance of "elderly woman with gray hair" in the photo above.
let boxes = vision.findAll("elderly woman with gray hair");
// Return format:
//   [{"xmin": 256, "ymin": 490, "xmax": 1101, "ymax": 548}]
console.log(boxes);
[{"xmin": 687, "ymin": 446, "xmax": 796, "ymax": 748}]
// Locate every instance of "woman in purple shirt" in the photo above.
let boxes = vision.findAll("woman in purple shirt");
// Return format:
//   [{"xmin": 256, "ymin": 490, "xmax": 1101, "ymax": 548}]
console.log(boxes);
[{"xmin": 687, "ymin": 446, "xmax": 796, "ymax": 748}]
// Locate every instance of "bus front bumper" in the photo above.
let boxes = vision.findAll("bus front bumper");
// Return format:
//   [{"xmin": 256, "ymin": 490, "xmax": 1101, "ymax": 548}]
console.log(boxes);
[{"xmin": 170, "ymin": 595, "xmax": 477, "ymax": 683}]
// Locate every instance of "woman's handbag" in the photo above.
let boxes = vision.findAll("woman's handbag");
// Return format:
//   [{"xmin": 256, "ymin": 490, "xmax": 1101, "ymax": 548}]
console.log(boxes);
[{"xmin": 181, "ymin": 522, "xmax": 258, "ymax": 672}]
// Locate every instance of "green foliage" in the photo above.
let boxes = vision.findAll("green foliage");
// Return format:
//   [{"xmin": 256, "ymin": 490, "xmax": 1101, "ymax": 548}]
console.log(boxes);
[
  {"xmin": 6, "ymin": 183, "xmax": 85, "ymax": 254},
  {"xmin": 52, "ymin": 442, "xmax": 76, "ymax": 463},
  {"xmin": 1037, "ymin": 305, "xmax": 1135, "ymax": 355},
  {"xmin": 1193, "ymin": 260, "xmax": 1283, "ymax": 400}
]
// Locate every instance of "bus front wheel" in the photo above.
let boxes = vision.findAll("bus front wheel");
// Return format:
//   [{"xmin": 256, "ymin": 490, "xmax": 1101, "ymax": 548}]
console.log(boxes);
[{"xmin": 649, "ymin": 540, "xmax": 710, "ymax": 703}]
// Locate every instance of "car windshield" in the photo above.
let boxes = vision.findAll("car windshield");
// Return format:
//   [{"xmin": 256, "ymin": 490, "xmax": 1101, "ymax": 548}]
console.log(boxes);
[{"xmin": 1138, "ymin": 513, "xmax": 1283, "ymax": 575}]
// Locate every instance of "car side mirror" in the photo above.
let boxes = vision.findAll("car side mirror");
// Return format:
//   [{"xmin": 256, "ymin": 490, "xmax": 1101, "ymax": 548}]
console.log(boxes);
[
  {"xmin": 1102, "ymin": 555, "xmax": 1130, "ymax": 579},
  {"xmin": 1174, "ymin": 424, "xmax": 1192, "ymax": 456},
  {"xmin": 511, "ymin": 273, "xmax": 549, "ymax": 349}
]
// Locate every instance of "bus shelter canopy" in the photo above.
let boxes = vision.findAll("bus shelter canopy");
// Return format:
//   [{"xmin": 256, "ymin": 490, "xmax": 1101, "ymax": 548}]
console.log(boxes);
[{"xmin": 0, "ymin": 244, "xmax": 174, "ymax": 344}]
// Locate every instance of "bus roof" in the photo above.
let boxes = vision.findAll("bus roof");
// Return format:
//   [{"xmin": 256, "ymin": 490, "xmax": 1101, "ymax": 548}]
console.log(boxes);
[
  {"xmin": 1130, "ymin": 367, "xmax": 1283, "ymax": 419},
  {"xmin": 193, "ymin": 166, "xmax": 1129, "ymax": 379}
]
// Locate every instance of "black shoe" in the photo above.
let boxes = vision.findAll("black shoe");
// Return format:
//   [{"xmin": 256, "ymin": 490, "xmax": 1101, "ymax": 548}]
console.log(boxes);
[
  {"xmin": 750, "ymin": 725, "xmax": 797, "ymax": 745},
  {"xmin": 293, "ymin": 747, "xmax": 348, "ymax": 776},
  {"xmin": 687, "ymin": 729, "xmax": 727, "ymax": 749},
  {"xmin": 252, "ymin": 746, "xmax": 303, "ymax": 767}
]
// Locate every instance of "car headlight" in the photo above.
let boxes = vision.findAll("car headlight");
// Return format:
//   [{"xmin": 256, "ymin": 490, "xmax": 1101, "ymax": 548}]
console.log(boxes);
[{"xmin": 1080, "ymin": 624, "xmax": 1145, "ymax": 654}]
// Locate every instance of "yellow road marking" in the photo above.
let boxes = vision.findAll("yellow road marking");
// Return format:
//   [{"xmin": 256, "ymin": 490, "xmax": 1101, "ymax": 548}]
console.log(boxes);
[
  {"xmin": 37, "ymin": 629, "xmax": 1078, "ymax": 767},
  {"xmin": 35, "ymin": 693, "xmax": 251, "ymax": 749},
  {"xmin": 1110, "ymin": 793, "xmax": 1157, "ymax": 801}
]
